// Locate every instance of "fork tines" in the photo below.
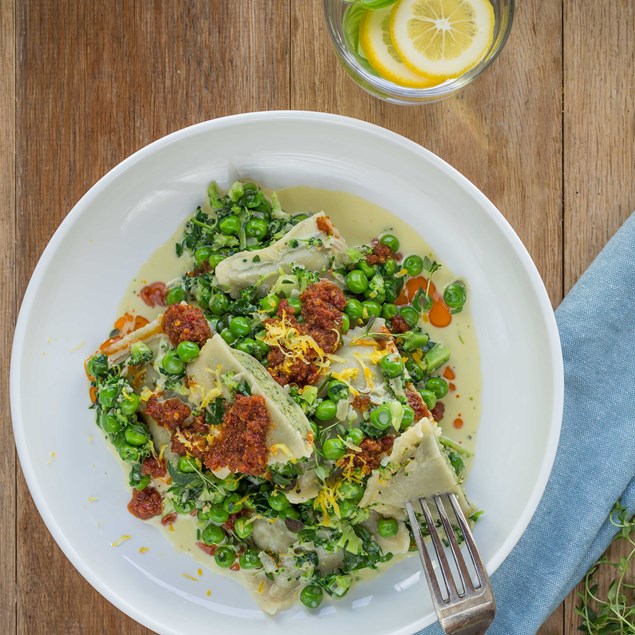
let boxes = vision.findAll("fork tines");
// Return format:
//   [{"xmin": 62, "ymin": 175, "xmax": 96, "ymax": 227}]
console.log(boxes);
[{"xmin": 406, "ymin": 493, "xmax": 495, "ymax": 635}]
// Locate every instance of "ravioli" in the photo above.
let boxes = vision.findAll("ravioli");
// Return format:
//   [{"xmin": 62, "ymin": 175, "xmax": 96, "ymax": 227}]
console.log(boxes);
[
  {"xmin": 215, "ymin": 212, "xmax": 348, "ymax": 298},
  {"xmin": 187, "ymin": 334, "xmax": 313, "ymax": 464},
  {"xmin": 360, "ymin": 417, "xmax": 473, "ymax": 518}
]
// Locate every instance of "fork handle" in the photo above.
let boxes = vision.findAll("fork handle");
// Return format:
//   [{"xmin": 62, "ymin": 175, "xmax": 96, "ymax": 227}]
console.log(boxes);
[{"xmin": 442, "ymin": 609, "xmax": 495, "ymax": 635}]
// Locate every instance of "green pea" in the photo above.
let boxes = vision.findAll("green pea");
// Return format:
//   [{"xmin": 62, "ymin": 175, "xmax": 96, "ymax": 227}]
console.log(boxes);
[
  {"xmin": 239, "ymin": 549, "xmax": 262, "ymax": 569},
  {"xmin": 219, "ymin": 215, "xmax": 241, "ymax": 235},
  {"xmin": 339, "ymin": 481, "xmax": 363, "ymax": 500},
  {"xmin": 98, "ymin": 385, "xmax": 118, "ymax": 408},
  {"xmin": 208, "ymin": 293, "xmax": 230, "ymax": 316},
  {"xmin": 419, "ymin": 389, "xmax": 437, "ymax": 410},
  {"xmin": 177, "ymin": 455, "xmax": 199, "ymax": 473},
  {"xmin": 229, "ymin": 316, "xmax": 251, "ymax": 337},
  {"xmin": 245, "ymin": 218, "xmax": 268, "ymax": 239},
  {"xmin": 370, "ymin": 405, "xmax": 393, "ymax": 430},
  {"xmin": 383, "ymin": 258, "xmax": 398, "ymax": 276},
  {"xmin": 340, "ymin": 313, "xmax": 350, "ymax": 334},
  {"xmin": 165, "ymin": 286, "xmax": 185, "ymax": 305},
  {"xmin": 223, "ymin": 493, "xmax": 244, "ymax": 514},
  {"xmin": 287, "ymin": 297, "xmax": 302, "ymax": 314},
  {"xmin": 253, "ymin": 338, "xmax": 270, "ymax": 358},
  {"xmin": 357, "ymin": 260, "xmax": 377, "ymax": 279},
  {"xmin": 234, "ymin": 337, "xmax": 256, "ymax": 355},
  {"xmin": 195, "ymin": 246, "xmax": 213, "ymax": 266},
  {"xmin": 87, "ymin": 354, "xmax": 108, "ymax": 377},
  {"xmin": 300, "ymin": 584, "xmax": 323, "ymax": 609},
  {"xmin": 405, "ymin": 359, "xmax": 425, "ymax": 382},
  {"xmin": 403, "ymin": 331, "xmax": 429, "ymax": 352},
  {"xmin": 233, "ymin": 517, "xmax": 253, "ymax": 539},
  {"xmin": 214, "ymin": 546, "xmax": 235, "ymax": 568},
  {"xmin": 399, "ymin": 306, "xmax": 420, "ymax": 328},
  {"xmin": 207, "ymin": 503, "xmax": 229, "ymax": 524},
  {"xmin": 401, "ymin": 405, "xmax": 416, "ymax": 428},
  {"xmin": 176, "ymin": 340, "xmax": 200, "ymax": 362},
  {"xmin": 426, "ymin": 376, "xmax": 449, "ymax": 399},
  {"xmin": 124, "ymin": 427, "xmax": 148, "ymax": 447},
  {"xmin": 379, "ymin": 352, "xmax": 404, "ymax": 378},
  {"xmin": 202, "ymin": 523, "xmax": 226, "ymax": 545},
  {"xmin": 377, "ymin": 517, "xmax": 399, "ymax": 537},
  {"xmin": 197, "ymin": 507, "xmax": 214, "ymax": 521},
  {"xmin": 222, "ymin": 474, "xmax": 241, "ymax": 492},
  {"xmin": 327, "ymin": 380, "xmax": 349, "ymax": 402},
  {"xmin": 119, "ymin": 393, "xmax": 140, "ymax": 416},
  {"xmin": 444, "ymin": 282, "xmax": 467, "ymax": 313},
  {"xmin": 220, "ymin": 328, "xmax": 236, "ymax": 344},
  {"xmin": 208, "ymin": 253, "xmax": 226, "ymax": 270},
  {"xmin": 162, "ymin": 350, "xmax": 185, "ymax": 375},
  {"xmin": 345, "ymin": 428, "xmax": 364, "ymax": 446},
  {"xmin": 315, "ymin": 399, "xmax": 337, "ymax": 421},
  {"xmin": 345, "ymin": 269, "xmax": 369, "ymax": 294},
  {"xmin": 362, "ymin": 300, "xmax": 382, "ymax": 320},
  {"xmin": 323, "ymin": 438, "xmax": 346, "ymax": 461},
  {"xmin": 118, "ymin": 444, "xmax": 140, "ymax": 462},
  {"xmin": 379, "ymin": 234, "xmax": 400, "ymax": 253},
  {"xmin": 403, "ymin": 255, "xmax": 424, "ymax": 277},
  {"xmin": 268, "ymin": 491, "xmax": 290, "ymax": 512},
  {"xmin": 381, "ymin": 303, "xmax": 398, "ymax": 320},
  {"xmin": 259, "ymin": 294, "xmax": 280, "ymax": 314},
  {"xmin": 345, "ymin": 298, "xmax": 364, "ymax": 322},
  {"xmin": 100, "ymin": 411, "xmax": 122, "ymax": 434},
  {"xmin": 338, "ymin": 499, "xmax": 356, "ymax": 518}
]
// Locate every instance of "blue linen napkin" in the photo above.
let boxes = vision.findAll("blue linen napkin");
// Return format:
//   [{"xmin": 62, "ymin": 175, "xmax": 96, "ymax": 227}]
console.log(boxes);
[{"xmin": 420, "ymin": 212, "xmax": 635, "ymax": 635}]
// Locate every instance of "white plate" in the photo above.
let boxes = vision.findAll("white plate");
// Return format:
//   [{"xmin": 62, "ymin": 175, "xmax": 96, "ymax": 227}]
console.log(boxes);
[{"xmin": 11, "ymin": 111, "xmax": 563, "ymax": 635}]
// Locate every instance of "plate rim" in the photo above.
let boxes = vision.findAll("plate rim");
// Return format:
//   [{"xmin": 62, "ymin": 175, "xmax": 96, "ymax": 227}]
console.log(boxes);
[{"xmin": 10, "ymin": 110, "xmax": 564, "ymax": 634}]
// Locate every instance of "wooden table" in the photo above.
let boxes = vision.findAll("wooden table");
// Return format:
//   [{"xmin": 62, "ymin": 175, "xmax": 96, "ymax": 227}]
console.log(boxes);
[{"xmin": 1, "ymin": 1, "xmax": 633, "ymax": 633}]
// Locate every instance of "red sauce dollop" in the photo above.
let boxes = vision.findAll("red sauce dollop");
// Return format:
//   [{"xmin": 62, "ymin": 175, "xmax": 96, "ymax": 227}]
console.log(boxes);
[{"xmin": 139, "ymin": 282, "xmax": 167, "ymax": 307}]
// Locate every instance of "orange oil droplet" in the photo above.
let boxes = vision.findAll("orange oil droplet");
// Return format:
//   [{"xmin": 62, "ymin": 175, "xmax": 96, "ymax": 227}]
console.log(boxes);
[
  {"xmin": 443, "ymin": 366, "xmax": 456, "ymax": 380},
  {"xmin": 453, "ymin": 418, "xmax": 464, "ymax": 429},
  {"xmin": 429, "ymin": 300, "xmax": 451, "ymax": 327}
]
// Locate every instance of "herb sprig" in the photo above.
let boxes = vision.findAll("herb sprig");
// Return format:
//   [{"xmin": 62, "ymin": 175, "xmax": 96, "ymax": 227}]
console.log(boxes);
[{"xmin": 575, "ymin": 501, "xmax": 635, "ymax": 634}]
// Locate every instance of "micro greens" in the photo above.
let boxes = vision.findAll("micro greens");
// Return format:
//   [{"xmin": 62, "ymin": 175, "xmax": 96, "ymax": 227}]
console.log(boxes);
[{"xmin": 575, "ymin": 501, "xmax": 635, "ymax": 634}]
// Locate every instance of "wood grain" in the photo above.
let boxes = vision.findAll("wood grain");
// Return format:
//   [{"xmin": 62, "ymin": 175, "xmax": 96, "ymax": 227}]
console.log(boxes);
[
  {"xmin": 562, "ymin": 0, "xmax": 635, "ymax": 630},
  {"xmin": 563, "ymin": 0, "xmax": 635, "ymax": 292},
  {"xmin": 4, "ymin": 0, "xmax": 633, "ymax": 633},
  {"xmin": 0, "ymin": 1, "xmax": 17, "ymax": 634}
]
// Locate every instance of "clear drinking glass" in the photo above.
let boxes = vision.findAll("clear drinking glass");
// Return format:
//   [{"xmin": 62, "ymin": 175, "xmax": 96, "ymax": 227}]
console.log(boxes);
[{"xmin": 323, "ymin": 0, "xmax": 515, "ymax": 105}]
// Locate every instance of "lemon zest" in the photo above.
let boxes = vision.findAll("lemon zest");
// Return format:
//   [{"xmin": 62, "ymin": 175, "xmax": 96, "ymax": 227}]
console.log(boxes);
[
  {"xmin": 269, "ymin": 443, "xmax": 297, "ymax": 462},
  {"xmin": 111, "ymin": 534, "xmax": 132, "ymax": 547}
]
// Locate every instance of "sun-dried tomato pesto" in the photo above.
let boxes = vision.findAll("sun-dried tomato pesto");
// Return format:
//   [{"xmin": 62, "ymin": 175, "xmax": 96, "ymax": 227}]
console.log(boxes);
[
  {"xmin": 351, "ymin": 436, "xmax": 395, "ymax": 473},
  {"xmin": 128, "ymin": 486, "xmax": 162, "ymax": 520},
  {"xmin": 266, "ymin": 281, "xmax": 346, "ymax": 388},
  {"xmin": 145, "ymin": 395, "xmax": 191, "ymax": 430},
  {"xmin": 204, "ymin": 394, "xmax": 270, "ymax": 476},
  {"xmin": 162, "ymin": 303, "xmax": 211, "ymax": 347}
]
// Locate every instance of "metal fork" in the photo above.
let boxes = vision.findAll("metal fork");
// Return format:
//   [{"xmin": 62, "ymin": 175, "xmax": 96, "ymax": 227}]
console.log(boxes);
[{"xmin": 406, "ymin": 494, "xmax": 496, "ymax": 635}]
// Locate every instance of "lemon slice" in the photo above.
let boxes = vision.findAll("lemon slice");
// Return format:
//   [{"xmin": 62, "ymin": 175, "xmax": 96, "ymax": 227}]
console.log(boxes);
[
  {"xmin": 360, "ymin": 7, "xmax": 440, "ymax": 88},
  {"xmin": 390, "ymin": 0, "xmax": 495, "ymax": 79}
]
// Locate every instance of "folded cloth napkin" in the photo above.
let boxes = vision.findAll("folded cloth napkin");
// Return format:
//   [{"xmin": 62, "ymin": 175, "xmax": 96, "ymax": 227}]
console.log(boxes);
[{"xmin": 420, "ymin": 212, "xmax": 635, "ymax": 635}]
